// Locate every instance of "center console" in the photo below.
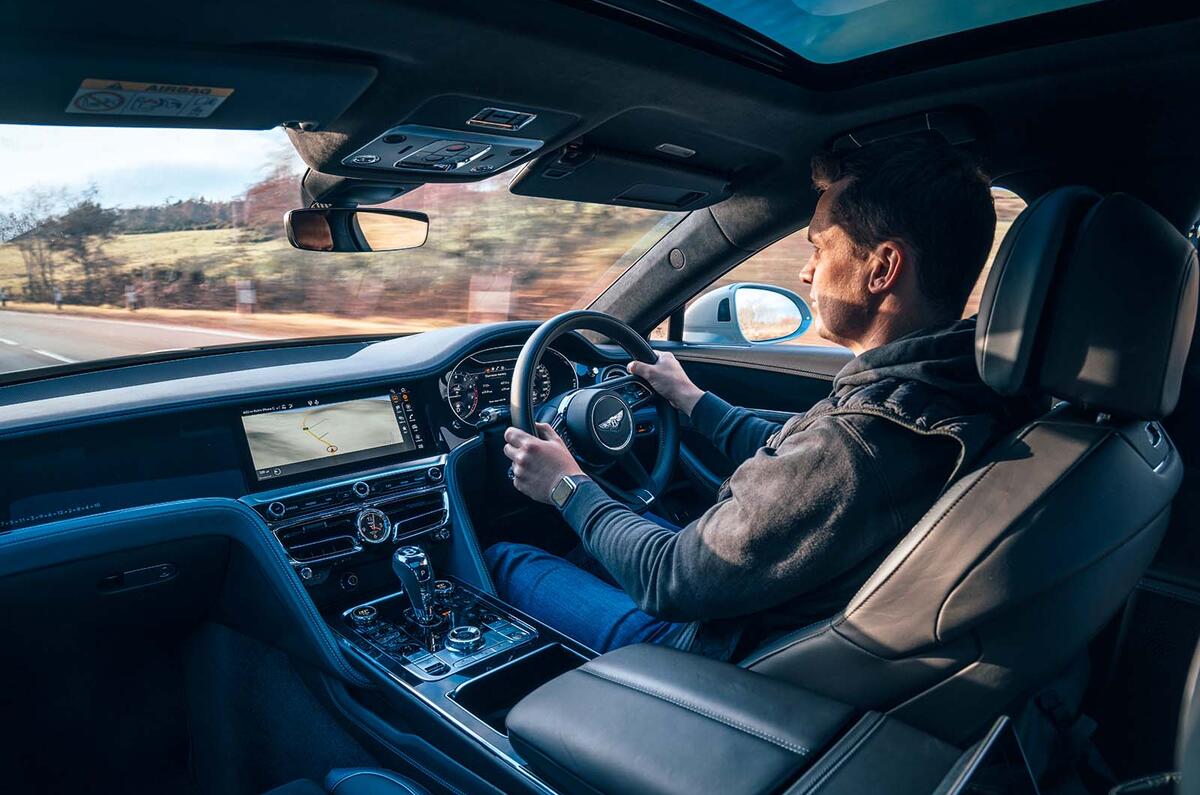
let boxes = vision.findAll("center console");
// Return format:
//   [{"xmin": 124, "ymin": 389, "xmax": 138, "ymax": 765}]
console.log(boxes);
[{"xmin": 337, "ymin": 549, "xmax": 538, "ymax": 682}]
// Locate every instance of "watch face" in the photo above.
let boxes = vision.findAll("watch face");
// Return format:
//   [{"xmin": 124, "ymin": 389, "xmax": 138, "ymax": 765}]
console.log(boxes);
[{"xmin": 551, "ymin": 477, "xmax": 574, "ymax": 508}]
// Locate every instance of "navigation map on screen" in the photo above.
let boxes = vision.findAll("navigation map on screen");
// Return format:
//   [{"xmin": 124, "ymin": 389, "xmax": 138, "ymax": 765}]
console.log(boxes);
[{"xmin": 243, "ymin": 394, "xmax": 417, "ymax": 480}]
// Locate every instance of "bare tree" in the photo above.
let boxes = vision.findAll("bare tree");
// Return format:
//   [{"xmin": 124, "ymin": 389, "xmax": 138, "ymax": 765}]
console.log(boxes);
[{"xmin": 0, "ymin": 188, "xmax": 66, "ymax": 300}]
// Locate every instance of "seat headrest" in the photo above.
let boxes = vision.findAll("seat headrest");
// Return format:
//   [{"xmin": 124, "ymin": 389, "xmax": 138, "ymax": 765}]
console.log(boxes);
[{"xmin": 976, "ymin": 187, "xmax": 1198, "ymax": 419}]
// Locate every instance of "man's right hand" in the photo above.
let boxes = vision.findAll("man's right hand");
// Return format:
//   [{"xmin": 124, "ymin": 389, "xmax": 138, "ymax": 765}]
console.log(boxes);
[{"xmin": 628, "ymin": 352, "xmax": 705, "ymax": 416}]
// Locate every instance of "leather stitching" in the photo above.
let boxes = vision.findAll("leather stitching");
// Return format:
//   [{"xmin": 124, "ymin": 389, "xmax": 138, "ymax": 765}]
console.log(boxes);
[{"xmin": 579, "ymin": 667, "xmax": 811, "ymax": 756}]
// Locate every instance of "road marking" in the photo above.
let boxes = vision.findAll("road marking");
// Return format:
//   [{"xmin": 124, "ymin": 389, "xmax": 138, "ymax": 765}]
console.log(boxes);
[
  {"xmin": 0, "ymin": 337, "xmax": 17, "ymax": 346},
  {"xmin": 32, "ymin": 349, "xmax": 77, "ymax": 364},
  {"xmin": 7, "ymin": 312, "xmax": 269, "ymax": 340}
]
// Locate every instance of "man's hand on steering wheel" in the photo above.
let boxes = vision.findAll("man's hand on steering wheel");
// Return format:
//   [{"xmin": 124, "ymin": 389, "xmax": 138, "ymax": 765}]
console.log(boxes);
[
  {"xmin": 504, "ymin": 423, "xmax": 584, "ymax": 505},
  {"xmin": 627, "ymin": 352, "xmax": 705, "ymax": 417}
]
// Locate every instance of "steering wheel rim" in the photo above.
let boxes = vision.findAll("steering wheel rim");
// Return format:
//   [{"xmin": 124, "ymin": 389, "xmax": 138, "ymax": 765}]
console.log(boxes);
[{"xmin": 510, "ymin": 309, "xmax": 679, "ymax": 512}]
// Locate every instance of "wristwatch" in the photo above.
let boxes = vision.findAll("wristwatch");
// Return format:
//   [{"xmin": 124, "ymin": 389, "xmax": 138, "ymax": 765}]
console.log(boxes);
[{"xmin": 550, "ymin": 474, "xmax": 590, "ymax": 510}]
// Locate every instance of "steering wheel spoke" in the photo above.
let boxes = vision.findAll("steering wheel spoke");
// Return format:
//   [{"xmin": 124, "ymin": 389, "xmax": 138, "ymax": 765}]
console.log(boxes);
[{"xmin": 591, "ymin": 453, "xmax": 657, "ymax": 513}]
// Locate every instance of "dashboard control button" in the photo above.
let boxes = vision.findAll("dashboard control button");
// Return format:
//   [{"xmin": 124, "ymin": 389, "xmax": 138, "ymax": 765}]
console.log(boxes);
[
  {"xmin": 352, "ymin": 481, "xmax": 371, "ymax": 499},
  {"xmin": 299, "ymin": 566, "xmax": 314, "ymax": 581},
  {"xmin": 427, "ymin": 466, "xmax": 443, "ymax": 483},
  {"xmin": 350, "ymin": 605, "xmax": 378, "ymax": 627},
  {"xmin": 340, "ymin": 572, "xmax": 360, "ymax": 591},
  {"xmin": 445, "ymin": 625, "xmax": 485, "ymax": 653},
  {"xmin": 267, "ymin": 501, "xmax": 286, "ymax": 518},
  {"xmin": 432, "ymin": 579, "xmax": 455, "ymax": 599}
]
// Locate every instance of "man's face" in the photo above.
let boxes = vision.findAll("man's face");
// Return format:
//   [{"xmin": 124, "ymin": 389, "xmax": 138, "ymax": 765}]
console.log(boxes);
[{"xmin": 800, "ymin": 179, "xmax": 877, "ymax": 347}]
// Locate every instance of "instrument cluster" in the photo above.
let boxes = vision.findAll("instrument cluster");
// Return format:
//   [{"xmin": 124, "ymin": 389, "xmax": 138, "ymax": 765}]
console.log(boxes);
[{"xmin": 441, "ymin": 345, "xmax": 580, "ymax": 427}]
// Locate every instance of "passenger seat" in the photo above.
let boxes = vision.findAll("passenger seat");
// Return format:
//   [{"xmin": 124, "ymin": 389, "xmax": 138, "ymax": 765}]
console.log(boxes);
[{"xmin": 264, "ymin": 768, "xmax": 432, "ymax": 795}]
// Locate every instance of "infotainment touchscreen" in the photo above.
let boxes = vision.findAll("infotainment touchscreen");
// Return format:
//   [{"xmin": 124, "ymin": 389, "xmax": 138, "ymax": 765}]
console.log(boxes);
[{"xmin": 242, "ymin": 388, "xmax": 429, "ymax": 481}]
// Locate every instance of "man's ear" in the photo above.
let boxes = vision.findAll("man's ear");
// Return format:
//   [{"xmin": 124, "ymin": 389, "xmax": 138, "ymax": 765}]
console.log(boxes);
[{"xmin": 864, "ymin": 240, "xmax": 907, "ymax": 295}]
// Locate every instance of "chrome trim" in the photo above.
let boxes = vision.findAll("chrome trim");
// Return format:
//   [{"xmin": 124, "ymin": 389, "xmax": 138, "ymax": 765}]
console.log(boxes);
[
  {"xmin": 240, "ymin": 454, "xmax": 450, "ymax": 568},
  {"xmin": 392, "ymin": 490, "xmax": 451, "ymax": 543},
  {"xmin": 590, "ymin": 395, "xmax": 634, "ymax": 452},
  {"xmin": 355, "ymin": 507, "xmax": 393, "ymax": 545},
  {"xmin": 241, "ymin": 454, "xmax": 448, "ymax": 508},
  {"xmin": 599, "ymin": 364, "xmax": 628, "ymax": 382}
]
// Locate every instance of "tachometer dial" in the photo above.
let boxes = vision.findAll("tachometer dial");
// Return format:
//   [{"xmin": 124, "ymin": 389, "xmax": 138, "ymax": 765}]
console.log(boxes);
[
  {"xmin": 533, "ymin": 363, "xmax": 553, "ymax": 406},
  {"xmin": 447, "ymin": 370, "xmax": 480, "ymax": 423}
]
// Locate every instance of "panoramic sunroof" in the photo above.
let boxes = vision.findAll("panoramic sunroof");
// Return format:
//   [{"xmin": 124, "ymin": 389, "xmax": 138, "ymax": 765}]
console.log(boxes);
[{"xmin": 689, "ymin": 0, "xmax": 1103, "ymax": 64}]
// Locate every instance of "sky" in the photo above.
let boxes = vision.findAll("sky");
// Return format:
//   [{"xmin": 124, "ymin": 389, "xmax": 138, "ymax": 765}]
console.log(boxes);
[{"xmin": 0, "ymin": 124, "xmax": 303, "ymax": 211}]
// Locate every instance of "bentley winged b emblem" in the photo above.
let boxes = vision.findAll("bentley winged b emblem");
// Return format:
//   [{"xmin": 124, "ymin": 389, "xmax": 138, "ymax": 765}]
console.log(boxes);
[{"xmin": 598, "ymin": 411, "xmax": 625, "ymax": 431}]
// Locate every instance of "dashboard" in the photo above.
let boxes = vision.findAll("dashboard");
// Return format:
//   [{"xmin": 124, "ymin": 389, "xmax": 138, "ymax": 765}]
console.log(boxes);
[{"xmin": 0, "ymin": 325, "xmax": 632, "ymax": 535}]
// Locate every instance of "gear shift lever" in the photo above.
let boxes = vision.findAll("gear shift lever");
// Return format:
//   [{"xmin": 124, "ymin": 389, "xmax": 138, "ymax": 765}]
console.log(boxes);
[{"xmin": 392, "ymin": 545, "xmax": 439, "ymax": 626}]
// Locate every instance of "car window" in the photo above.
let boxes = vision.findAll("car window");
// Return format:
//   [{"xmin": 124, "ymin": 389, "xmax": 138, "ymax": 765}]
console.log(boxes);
[{"xmin": 656, "ymin": 188, "xmax": 1026, "ymax": 349}]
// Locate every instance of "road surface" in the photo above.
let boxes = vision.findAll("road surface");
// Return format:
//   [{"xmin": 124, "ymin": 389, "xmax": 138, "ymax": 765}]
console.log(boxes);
[{"xmin": 0, "ymin": 310, "xmax": 267, "ymax": 375}]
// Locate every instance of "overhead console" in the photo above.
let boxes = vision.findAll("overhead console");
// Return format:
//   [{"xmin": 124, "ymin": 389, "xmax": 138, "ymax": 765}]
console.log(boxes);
[
  {"xmin": 332, "ymin": 94, "xmax": 580, "ymax": 180},
  {"xmin": 341, "ymin": 122, "xmax": 545, "ymax": 177}
]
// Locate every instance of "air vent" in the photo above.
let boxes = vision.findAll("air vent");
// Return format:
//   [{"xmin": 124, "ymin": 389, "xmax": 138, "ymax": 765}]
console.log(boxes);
[
  {"xmin": 381, "ymin": 490, "xmax": 449, "ymax": 540},
  {"xmin": 276, "ymin": 515, "xmax": 361, "ymax": 564},
  {"xmin": 601, "ymin": 365, "xmax": 628, "ymax": 382}
]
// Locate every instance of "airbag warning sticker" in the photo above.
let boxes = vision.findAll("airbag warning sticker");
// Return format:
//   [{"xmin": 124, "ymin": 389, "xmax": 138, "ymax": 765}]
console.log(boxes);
[{"xmin": 66, "ymin": 79, "xmax": 233, "ymax": 118}]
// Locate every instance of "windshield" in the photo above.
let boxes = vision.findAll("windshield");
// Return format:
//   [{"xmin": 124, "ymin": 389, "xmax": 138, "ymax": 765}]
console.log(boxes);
[{"xmin": 0, "ymin": 125, "xmax": 683, "ymax": 379}]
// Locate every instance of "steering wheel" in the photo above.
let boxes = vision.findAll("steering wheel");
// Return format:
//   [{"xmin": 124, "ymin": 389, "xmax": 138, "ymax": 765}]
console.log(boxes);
[{"xmin": 510, "ymin": 310, "xmax": 679, "ymax": 513}]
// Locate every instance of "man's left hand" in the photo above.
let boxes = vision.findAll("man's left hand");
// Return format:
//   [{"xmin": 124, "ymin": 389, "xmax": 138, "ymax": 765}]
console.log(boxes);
[{"xmin": 503, "ymin": 423, "xmax": 585, "ymax": 504}]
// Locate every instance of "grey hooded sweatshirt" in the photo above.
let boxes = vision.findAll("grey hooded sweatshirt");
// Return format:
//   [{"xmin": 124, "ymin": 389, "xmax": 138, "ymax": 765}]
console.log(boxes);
[{"xmin": 560, "ymin": 318, "xmax": 1020, "ymax": 655}]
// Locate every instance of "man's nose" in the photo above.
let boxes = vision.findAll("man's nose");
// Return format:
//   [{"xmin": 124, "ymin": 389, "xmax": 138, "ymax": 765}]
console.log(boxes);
[{"xmin": 799, "ymin": 258, "xmax": 815, "ymax": 284}]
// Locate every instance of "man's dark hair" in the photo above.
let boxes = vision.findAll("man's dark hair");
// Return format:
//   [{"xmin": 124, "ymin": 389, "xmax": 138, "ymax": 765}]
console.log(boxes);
[{"xmin": 811, "ymin": 134, "xmax": 996, "ymax": 318}]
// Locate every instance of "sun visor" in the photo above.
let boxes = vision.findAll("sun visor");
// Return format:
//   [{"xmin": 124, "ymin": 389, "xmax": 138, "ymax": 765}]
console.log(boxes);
[
  {"xmin": 0, "ymin": 46, "xmax": 377, "ymax": 129},
  {"xmin": 509, "ymin": 143, "xmax": 731, "ymax": 211}
]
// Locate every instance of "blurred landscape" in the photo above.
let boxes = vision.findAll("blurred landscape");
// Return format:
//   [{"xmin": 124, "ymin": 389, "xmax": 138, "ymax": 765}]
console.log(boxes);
[
  {"xmin": 0, "ymin": 164, "xmax": 680, "ymax": 338},
  {"xmin": 0, "ymin": 149, "xmax": 1024, "ymax": 354}
]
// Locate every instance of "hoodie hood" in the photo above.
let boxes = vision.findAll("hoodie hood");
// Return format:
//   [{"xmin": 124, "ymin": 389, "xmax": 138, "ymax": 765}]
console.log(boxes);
[{"xmin": 831, "ymin": 317, "xmax": 1005, "ymax": 412}]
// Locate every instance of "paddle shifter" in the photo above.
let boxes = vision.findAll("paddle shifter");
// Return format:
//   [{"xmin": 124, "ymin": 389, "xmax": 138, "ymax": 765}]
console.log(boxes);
[{"xmin": 392, "ymin": 545, "xmax": 439, "ymax": 626}]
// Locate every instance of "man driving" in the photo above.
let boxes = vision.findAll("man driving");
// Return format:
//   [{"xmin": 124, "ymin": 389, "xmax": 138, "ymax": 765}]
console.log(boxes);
[{"xmin": 486, "ymin": 134, "xmax": 1019, "ymax": 660}]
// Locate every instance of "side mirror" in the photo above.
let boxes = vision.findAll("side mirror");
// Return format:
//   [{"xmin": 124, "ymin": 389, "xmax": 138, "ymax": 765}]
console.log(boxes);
[
  {"xmin": 683, "ymin": 283, "xmax": 812, "ymax": 346},
  {"xmin": 285, "ymin": 208, "xmax": 429, "ymax": 252}
]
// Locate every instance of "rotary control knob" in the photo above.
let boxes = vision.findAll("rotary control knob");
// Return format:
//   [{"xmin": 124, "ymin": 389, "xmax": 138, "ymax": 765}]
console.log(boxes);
[
  {"xmin": 445, "ymin": 625, "xmax": 484, "ymax": 654},
  {"xmin": 432, "ymin": 579, "xmax": 455, "ymax": 599},
  {"xmin": 356, "ymin": 507, "xmax": 392, "ymax": 544},
  {"xmin": 349, "ymin": 605, "xmax": 378, "ymax": 628},
  {"xmin": 267, "ymin": 501, "xmax": 286, "ymax": 519}
]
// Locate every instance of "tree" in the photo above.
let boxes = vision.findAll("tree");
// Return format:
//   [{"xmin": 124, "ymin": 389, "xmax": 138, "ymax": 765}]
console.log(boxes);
[
  {"xmin": 48, "ymin": 190, "xmax": 119, "ymax": 303},
  {"xmin": 0, "ymin": 188, "xmax": 66, "ymax": 300}
]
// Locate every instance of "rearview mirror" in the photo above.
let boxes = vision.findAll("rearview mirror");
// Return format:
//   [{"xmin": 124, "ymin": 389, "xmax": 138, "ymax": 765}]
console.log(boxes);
[
  {"xmin": 683, "ymin": 283, "xmax": 812, "ymax": 346},
  {"xmin": 285, "ymin": 208, "xmax": 429, "ymax": 252}
]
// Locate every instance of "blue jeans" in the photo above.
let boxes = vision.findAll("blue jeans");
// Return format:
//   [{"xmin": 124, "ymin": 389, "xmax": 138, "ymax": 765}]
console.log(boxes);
[{"xmin": 484, "ymin": 515, "xmax": 686, "ymax": 654}]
